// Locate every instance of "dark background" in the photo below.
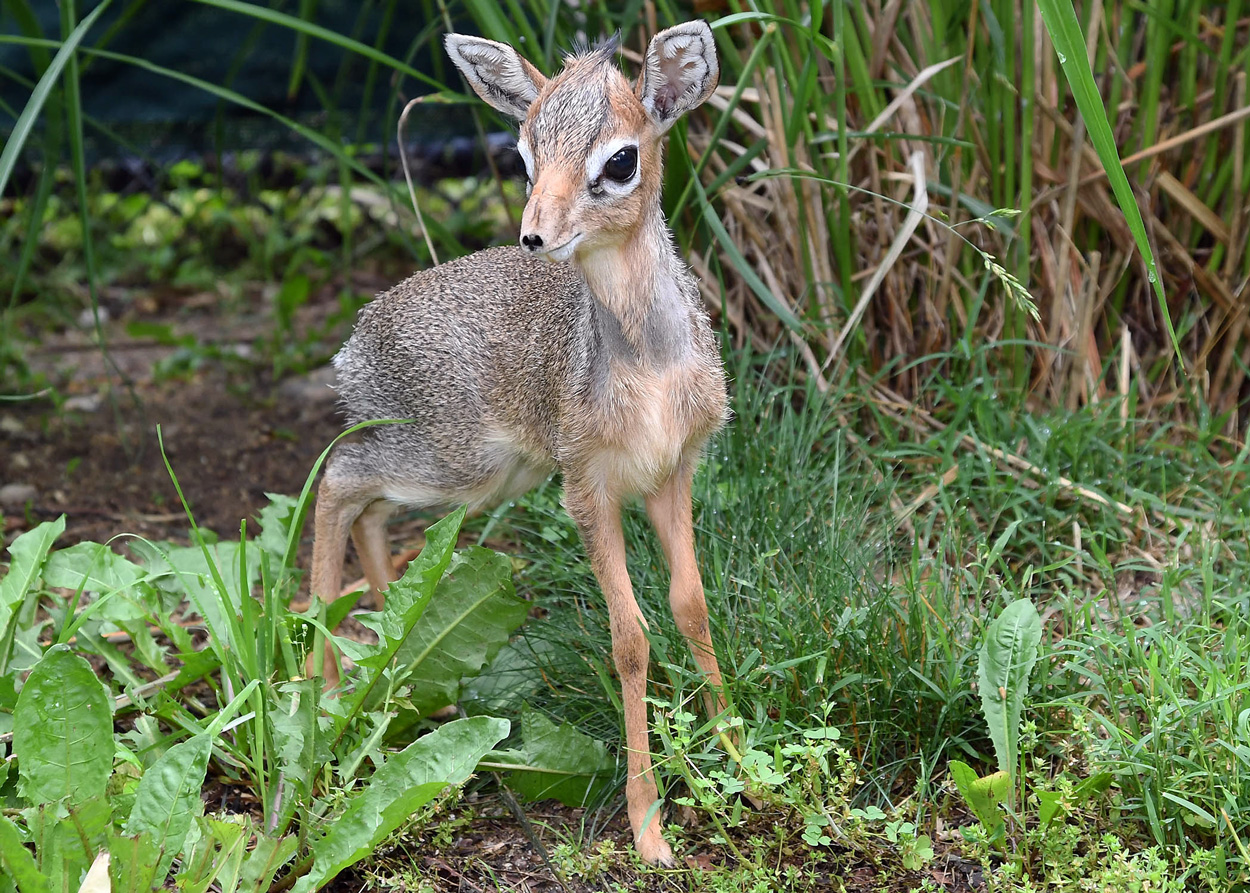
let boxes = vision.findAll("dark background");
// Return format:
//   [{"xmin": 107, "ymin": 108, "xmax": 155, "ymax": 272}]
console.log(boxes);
[{"xmin": 0, "ymin": 0, "xmax": 476, "ymax": 163}]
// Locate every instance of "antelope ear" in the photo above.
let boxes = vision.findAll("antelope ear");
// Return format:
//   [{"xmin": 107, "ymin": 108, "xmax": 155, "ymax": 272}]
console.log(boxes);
[
  {"xmin": 444, "ymin": 34, "xmax": 548, "ymax": 120},
  {"xmin": 635, "ymin": 21, "xmax": 719, "ymax": 132}
]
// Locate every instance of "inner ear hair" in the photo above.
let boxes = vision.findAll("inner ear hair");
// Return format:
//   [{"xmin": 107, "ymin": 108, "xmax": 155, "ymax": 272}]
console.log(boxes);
[
  {"xmin": 637, "ymin": 22, "xmax": 719, "ymax": 128},
  {"xmin": 444, "ymin": 34, "xmax": 548, "ymax": 121}
]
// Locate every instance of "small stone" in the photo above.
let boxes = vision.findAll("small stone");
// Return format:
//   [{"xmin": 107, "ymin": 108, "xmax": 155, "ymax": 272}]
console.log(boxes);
[
  {"xmin": 0, "ymin": 483, "xmax": 37, "ymax": 508},
  {"xmin": 64, "ymin": 393, "xmax": 103, "ymax": 413},
  {"xmin": 78, "ymin": 306, "xmax": 110, "ymax": 328}
]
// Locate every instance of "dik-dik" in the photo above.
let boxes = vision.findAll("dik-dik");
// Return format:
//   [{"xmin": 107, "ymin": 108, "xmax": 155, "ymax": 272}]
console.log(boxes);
[{"xmin": 312, "ymin": 22, "xmax": 728, "ymax": 865}]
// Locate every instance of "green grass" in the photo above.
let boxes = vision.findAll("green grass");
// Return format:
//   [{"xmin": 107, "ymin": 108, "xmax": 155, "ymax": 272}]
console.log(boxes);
[
  {"xmin": 5, "ymin": 0, "xmax": 1250, "ymax": 888},
  {"xmin": 445, "ymin": 344, "xmax": 1250, "ymax": 888},
  {"xmin": 3, "ymin": 340, "xmax": 1249, "ymax": 888}
]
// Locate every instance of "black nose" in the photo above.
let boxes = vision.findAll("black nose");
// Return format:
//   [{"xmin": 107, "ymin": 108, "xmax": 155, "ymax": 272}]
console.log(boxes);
[{"xmin": 521, "ymin": 233, "xmax": 543, "ymax": 250}]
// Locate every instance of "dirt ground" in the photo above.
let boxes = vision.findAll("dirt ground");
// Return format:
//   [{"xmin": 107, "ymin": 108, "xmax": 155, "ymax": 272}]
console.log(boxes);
[
  {"xmin": 1, "ymin": 305, "xmax": 981, "ymax": 891},
  {"xmin": 2, "ymin": 337, "xmax": 340, "ymax": 548}
]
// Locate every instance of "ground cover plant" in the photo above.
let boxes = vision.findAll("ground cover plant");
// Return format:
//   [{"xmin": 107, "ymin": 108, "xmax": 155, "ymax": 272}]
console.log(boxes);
[
  {"xmin": 0, "ymin": 488, "xmax": 621, "ymax": 891},
  {"xmin": 3, "ymin": 0, "xmax": 1250, "ymax": 890}
]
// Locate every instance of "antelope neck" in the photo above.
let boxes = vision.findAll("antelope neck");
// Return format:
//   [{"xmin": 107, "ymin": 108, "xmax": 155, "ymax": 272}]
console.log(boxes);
[{"xmin": 576, "ymin": 209, "xmax": 693, "ymax": 368}]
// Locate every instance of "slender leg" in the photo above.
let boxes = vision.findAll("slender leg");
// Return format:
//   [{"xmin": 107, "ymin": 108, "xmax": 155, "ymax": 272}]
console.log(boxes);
[
  {"xmin": 309, "ymin": 474, "xmax": 371, "ymax": 688},
  {"xmin": 565, "ymin": 485, "xmax": 674, "ymax": 868},
  {"xmin": 645, "ymin": 463, "xmax": 728, "ymax": 722},
  {"xmin": 351, "ymin": 498, "xmax": 398, "ymax": 605}
]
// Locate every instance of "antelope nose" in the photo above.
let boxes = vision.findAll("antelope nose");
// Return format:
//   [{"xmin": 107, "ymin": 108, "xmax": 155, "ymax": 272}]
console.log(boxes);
[{"xmin": 521, "ymin": 233, "xmax": 544, "ymax": 251}]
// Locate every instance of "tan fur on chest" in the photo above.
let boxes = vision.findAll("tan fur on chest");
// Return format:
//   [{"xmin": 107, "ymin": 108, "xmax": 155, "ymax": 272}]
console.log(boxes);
[{"xmin": 571, "ymin": 361, "xmax": 725, "ymax": 498}]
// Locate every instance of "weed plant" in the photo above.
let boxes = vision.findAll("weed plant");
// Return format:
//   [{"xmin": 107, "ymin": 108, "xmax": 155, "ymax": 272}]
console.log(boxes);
[{"xmin": 4, "ymin": 0, "xmax": 1250, "ymax": 888}]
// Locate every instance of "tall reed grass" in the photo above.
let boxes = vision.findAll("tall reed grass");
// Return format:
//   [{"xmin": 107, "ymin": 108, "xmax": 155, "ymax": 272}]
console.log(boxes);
[{"xmin": 7, "ymin": 3, "xmax": 1247, "ymax": 425}]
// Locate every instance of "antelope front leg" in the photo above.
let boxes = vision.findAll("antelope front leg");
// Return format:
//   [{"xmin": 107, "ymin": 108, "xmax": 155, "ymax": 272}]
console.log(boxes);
[
  {"xmin": 645, "ymin": 464, "xmax": 728, "ymax": 723},
  {"xmin": 566, "ymin": 485, "xmax": 673, "ymax": 868}
]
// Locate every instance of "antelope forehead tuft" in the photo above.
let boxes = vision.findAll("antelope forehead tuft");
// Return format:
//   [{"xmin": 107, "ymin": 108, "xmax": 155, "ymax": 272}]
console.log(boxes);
[{"xmin": 526, "ymin": 72, "xmax": 612, "ymax": 163}]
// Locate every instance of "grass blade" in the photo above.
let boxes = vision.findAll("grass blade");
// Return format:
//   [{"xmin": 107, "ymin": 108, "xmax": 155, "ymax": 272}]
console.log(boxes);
[
  {"xmin": 1035, "ymin": 0, "xmax": 1182, "ymax": 369},
  {"xmin": 0, "ymin": 0, "xmax": 111, "ymax": 200}
]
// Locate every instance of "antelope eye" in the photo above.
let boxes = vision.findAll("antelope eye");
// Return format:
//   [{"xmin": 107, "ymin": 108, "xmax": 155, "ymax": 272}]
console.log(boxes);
[{"xmin": 602, "ymin": 146, "xmax": 638, "ymax": 182}]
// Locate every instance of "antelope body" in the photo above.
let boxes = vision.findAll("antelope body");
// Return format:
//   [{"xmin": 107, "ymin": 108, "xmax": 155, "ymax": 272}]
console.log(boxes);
[{"xmin": 312, "ymin": 21, "xmax": 729, "ymax": 865}]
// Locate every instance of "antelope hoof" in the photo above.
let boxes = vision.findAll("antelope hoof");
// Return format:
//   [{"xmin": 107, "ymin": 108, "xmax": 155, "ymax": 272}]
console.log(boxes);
[{"xmin": 635, "ymin": 823, "xmax": 675, "ymax": 868}]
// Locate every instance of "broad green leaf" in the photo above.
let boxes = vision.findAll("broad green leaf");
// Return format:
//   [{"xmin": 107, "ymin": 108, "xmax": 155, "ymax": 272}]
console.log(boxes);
[
  {"xmin": 977, "ymin": 598, "xmax": 1042, "ymax": 778},
  {"xmin": 294, "ymin": 716, "xmax": 509, "ymax": 893},
  {"xmin": 0, "ymin": 813, "xmax": 49, "ymax": 893},
  {"xmin": 0, "ymin": 518, "xmax": 65, "ymax": 678},
  {"xmin": 238, "ymin": 830, "xmax": 298, "ymax": 893},
  {"xmin": 21, "ymin": 798, "xmax": 110, "ymax": 892},
  {"xmin": 13, "ymin": 645, "xmax": 113, "ymax": 809},
  {"xmin": 270, "ymin": 679, "xmax": 320, "ymax": 834},
  {"xmin": 1036, "ymin": 788, "xmax": 1064, "ymax": 829},
  {"xmin": 256, "ymin": 493, "xmax": 299, "ymax": 568},
  {"xmin": 42, "ymin": 542, "xmax": 155, "ymax": 622},
  {"xmin": 0, "ymin": 518, "xmax": 64, "ymax": 617},
  {"xmin": 107, "ymin": 832, "xmax": 161, "ymax": 893},
  {"xmin": 492, "ymin": 707, "xmax": 615, "ymax": 806},
  {"xmin": 354, "ymin": 546, "xmax": 528, "ymax": 718},
  {"xmin": 336, "ymin": 508, "xmax": 465, "ymax": 735},
  {"xmin": 461, "ymin": 638, "xmax": 549, "ymax": 715},
  {"xmin": 948, "ymin": 760, "xmax": 1009, "ymax": 843},
  {"xmin": 124, "ymin": 733, "xmax": 212, "ymax": 879}
]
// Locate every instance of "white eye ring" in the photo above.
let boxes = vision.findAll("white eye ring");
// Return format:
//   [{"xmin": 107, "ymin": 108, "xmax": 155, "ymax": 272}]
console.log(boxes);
[
  {"xmin": 586, "ymin": 138, "xmax": 641, "ymax": 196},
  {"xmin": 516, "ymin": 139, "xmax": 536, "ymax": 184}
]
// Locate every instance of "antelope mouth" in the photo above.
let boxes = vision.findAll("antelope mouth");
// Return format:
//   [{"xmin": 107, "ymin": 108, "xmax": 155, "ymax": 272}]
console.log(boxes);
[{"xmin": 538, "ymin": 233, "xmax": 583, "ymax": 263}]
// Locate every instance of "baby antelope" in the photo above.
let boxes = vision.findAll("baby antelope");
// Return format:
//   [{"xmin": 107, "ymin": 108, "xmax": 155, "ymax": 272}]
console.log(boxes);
[{"xmin": 312, "ymin": 21, "xmax": 729, "ymax": 865}]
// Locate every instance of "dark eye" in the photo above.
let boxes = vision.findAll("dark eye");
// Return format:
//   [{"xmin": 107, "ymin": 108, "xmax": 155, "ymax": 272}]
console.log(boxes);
[{"xmin": 602, "ymin": 146, "xmax": 638, "ymax": 182}]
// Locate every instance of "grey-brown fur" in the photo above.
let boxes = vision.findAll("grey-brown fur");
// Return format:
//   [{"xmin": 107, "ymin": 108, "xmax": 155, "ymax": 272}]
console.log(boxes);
[
  {"xmin": 329, "ymin": 240, "xmax": 724, "ymax": 504},
  {"xmin": 312, "ymin": 21, "xmax": 729, "ymax": 868}
]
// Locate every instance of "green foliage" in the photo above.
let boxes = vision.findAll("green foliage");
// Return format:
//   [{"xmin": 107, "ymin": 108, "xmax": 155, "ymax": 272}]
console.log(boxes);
[
  {"xmin": 123, "ymin": 734, "xmax": 213, "ymax": 878},
  {"xmin": 977, "ymin": 598, "xmax": 1043, "ymax": 783},
  {"xmin": 488, "ymin": 706, "xmax": 616, "ymax": 806},
  {"xmin": 0, "ymin": 814, "xmax": 49, "ymax": 893},
  {"xmin": 293, "ymin": 717, "xmax": 508, "ymax": 893},
  {"xmin": 0, "ymin": 518, "xmax": 65, "ymax": 681},
  {"xmin": 13, "ymin": 646, "xmax": 113, "ymax": 809},
  {"xmin": 0, "ymin": 470, "xmax": 587, "ymax": 889},
  {"xmin": 949, "ymin": 762, "xmax": 1010, "ymax": 844},
  {"xmin": 1057, "ymin": 594, "xmax": 1250, "ymax": 872},
  {"xmin": 338, "ymin": 526, "xmax": 528, "ymax": 723},
  {"xmin": 1033, "ymin": 0, "xmax": 1175, "ymax": 361}
]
